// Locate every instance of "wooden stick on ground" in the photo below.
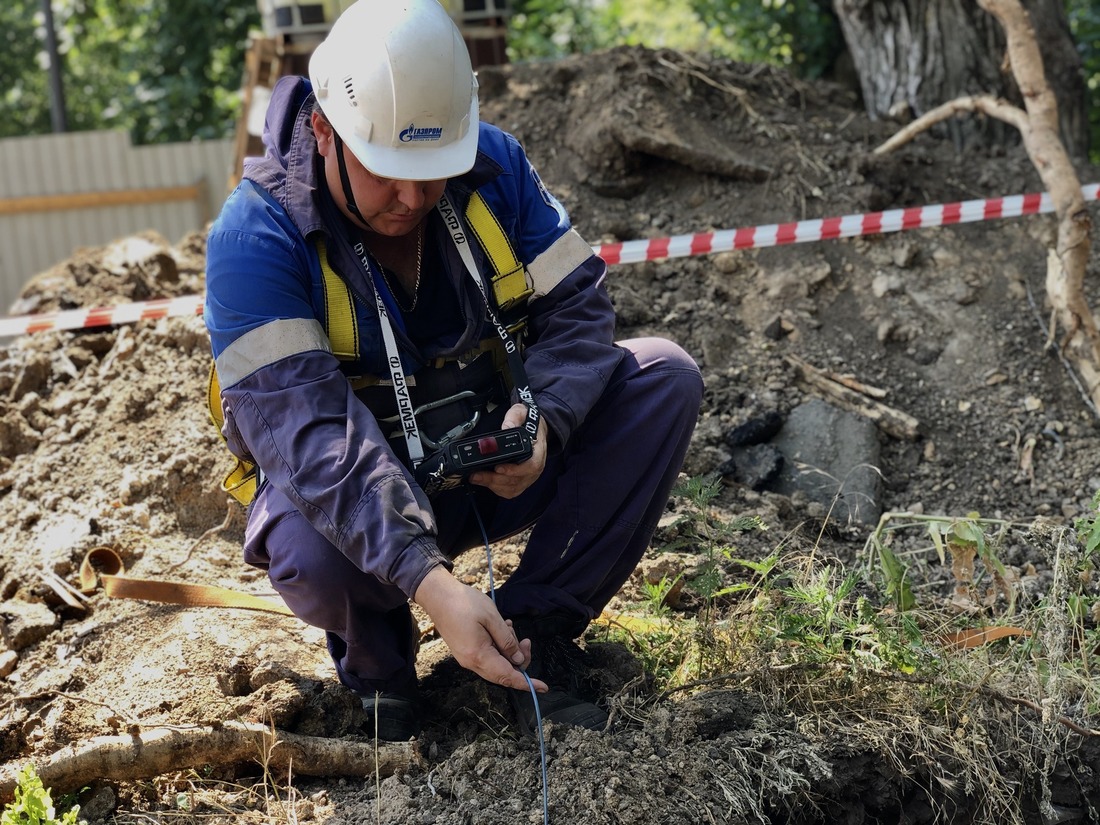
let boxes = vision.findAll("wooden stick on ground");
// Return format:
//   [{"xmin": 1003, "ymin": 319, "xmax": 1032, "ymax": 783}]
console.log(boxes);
[
  {"xmin": 785, "ymin": 354, "xmax": 921, "ymax": 440},
  {"xmin": 0, "ymin": 721, "xmax": 421, "ymax": 801}
]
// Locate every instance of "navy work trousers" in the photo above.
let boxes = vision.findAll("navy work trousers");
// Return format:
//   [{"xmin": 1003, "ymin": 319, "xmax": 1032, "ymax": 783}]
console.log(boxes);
[{"xmin": 243, "ymin": 337, "xmax": 703, "ymax": 694}]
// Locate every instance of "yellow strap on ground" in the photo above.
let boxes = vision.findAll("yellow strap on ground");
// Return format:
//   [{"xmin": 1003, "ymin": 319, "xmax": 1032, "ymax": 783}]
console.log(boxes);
[
  {"xmin": 79, "ymin": 546, "xmax": 294, "ymax": 616},
  {"xmin": 465, "ymin": 192, "xmax": 532, "ymax": 311},
  {"xmin": 317, "ymin": 240, "xmax": 360, "ymax": 360}
]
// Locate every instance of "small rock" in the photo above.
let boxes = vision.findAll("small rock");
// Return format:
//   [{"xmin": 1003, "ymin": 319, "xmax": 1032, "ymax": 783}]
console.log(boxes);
[
  {"xmin": 0, "ymin": 649, "xmax": 18, "ymax": 678},
  {"xmin": 768, "ymin": 399, "xmax": 883, "ymax": 525},
  {"xmin": 0, "ymin": 600, "xmax": 58, "ymax": 651},
  {"xmin": 724, "ymin": 412, "xmax": 785, "ymax": 448},
  {"xmin": 762, "ymin": 315, "xmax": 794, "ymax": 341},
  {"xmin": 77, "ymin": 785, "xmax": 117, "ymax": 822},
  {"xmin": 637, "ymin": 554, "xmax": 693, "ymax": 607},
  {"xmin": 931, "ymin": 246, "xmax": 961, "ymax": 268},
  {"xmin": 713, "ymin": 252, "xmax": 740, "ymax": 274},
  {"xmin": 249, "ymin": 660, "xmax": 298, "ymax": 690},
  {"xmin": 892, "ymin": 242, "xmax": 918, "ymax": 268},
  {"xmin": 949, "ymin": 280, "xmax": 978, "ymax": 305},
  {"xmin": 717, "ymin": 444, "xmax": 785, "ymax": 491},
  {"xmin": 871, "ymin": 272, "xmax": 904, "ymax": 297}
]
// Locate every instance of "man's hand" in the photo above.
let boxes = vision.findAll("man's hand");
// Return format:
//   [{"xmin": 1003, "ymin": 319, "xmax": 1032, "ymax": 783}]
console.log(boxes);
[
  {"xmin": 468, "ymin": 403, "xmax": 547, "ymax": 498},
  {"xmin": 413, "ymin": 566, "xmax": 548, "ymax": 693}
]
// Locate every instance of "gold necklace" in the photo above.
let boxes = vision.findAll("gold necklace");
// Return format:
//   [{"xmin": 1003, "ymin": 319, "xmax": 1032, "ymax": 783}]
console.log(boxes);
[{"xmin": 378, "ymin": 220, "xmax": 424, "ymax": 313}]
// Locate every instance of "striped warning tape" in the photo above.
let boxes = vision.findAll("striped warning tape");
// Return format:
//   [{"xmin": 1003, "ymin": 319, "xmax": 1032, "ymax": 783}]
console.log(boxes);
[
  {"xmin": 1, "ymin": 295, "xmax": 204, "ymax": 338},
  {"xmin": 2, "ymin": 183, "xmax": 1097, "ymax": 338},
  {"xmin": 595, "ymin": 183, "xmax": 1099, "ymax": 265}
]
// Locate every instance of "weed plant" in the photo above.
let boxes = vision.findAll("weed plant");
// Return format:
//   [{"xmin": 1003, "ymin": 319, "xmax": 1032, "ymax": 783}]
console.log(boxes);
[
  {"xmin": 1, "ymin": 765, "xmax": 82, "ymax": 825},
  {"xmin": 596, "ymin": 476, "xmax": 1100, "ymax": 825}
]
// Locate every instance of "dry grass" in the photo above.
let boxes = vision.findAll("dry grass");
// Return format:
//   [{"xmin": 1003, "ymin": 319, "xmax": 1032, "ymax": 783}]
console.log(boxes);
[{"xmin": 599, "ymin": 502, "xmax": 1100, "ymax": 824}]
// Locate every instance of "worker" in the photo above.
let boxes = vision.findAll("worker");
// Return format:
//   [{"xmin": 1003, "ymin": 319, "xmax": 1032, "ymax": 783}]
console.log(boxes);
[{"xmin": 204, "ymin": 0, "xmax": 702, "ymax": 741}]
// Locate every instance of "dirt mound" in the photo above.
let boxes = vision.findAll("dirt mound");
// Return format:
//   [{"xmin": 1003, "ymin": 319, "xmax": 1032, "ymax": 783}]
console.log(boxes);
[{"xmin": 1, "ymin": 46, "xmax": 1098, "ymax": 824}]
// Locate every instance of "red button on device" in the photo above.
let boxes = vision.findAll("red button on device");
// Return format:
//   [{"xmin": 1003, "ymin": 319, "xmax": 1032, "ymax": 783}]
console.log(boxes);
[{"xmin": 477, "ymin": 436, "xmax": 499, "ymax": 455}]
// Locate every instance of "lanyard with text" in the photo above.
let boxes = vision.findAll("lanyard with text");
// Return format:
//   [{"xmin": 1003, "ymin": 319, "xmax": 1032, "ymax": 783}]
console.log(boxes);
[
  {"xmin": 436, "ymin": 193, "xmax": 540, "ymax": 442},
  {"xmin": 350, "ymin": 195, "xmax": 539, "ymax": 469},
  {"xmin": 355, "ymin": 241, "xmax": 427, "ymax": 465}
]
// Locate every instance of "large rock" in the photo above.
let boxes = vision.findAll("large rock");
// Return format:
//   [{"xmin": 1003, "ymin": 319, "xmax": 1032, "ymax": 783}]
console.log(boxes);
[{"xmin": 769, "ymin": 399, "xmax": 883, "ymax": 525}]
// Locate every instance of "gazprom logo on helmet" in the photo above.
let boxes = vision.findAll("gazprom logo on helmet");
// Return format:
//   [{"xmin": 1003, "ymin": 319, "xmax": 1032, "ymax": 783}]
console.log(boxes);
[{"xmin": 399, "ymin": 123, "xmax": 444, "ymax": 143}]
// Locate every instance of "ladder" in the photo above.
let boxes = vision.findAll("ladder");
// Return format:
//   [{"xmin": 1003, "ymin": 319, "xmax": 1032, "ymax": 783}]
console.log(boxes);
[{"xmin": 227, "ymin": 35, "xmax": 316, "ymax": 191}]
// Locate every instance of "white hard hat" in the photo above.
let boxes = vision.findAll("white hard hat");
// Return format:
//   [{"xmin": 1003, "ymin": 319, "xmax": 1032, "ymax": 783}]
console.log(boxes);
[{"xmin": 309, "ymin": 0, "xmax": 479, "ymax": 181}]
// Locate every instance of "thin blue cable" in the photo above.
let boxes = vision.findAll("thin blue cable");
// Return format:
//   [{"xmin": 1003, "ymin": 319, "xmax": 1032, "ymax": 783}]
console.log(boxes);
[{"xmin": 470, "ymin": 494, "xmax": 551, "ymax": 825}]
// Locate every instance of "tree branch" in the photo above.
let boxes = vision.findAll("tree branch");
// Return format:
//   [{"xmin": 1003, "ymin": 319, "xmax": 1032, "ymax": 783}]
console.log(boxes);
[
  {"xmin": 0, "ymin": 721, "xmax": 421, "ymax": 802},
  {"xmin": 874, "ymin": 95, "xmax": 1028, "ymax": 155}
]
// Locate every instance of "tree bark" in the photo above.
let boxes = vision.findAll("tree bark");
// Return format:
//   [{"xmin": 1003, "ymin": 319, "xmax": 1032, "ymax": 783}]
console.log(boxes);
[{"xmin": 833, "ymin": 0, "xmax": 1088, "ymax": 158}]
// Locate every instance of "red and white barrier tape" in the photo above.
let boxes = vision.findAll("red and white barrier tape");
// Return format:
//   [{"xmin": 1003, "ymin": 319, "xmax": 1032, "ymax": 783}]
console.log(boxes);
[
  {"xmin": 596, "ymin": 183, "xmax": 1099, "ymax": 265},
  {"xmin": 3, "ymin": 183, "xmax": 1097, "ymax": 338},
  {"xmin": 0, "ymin": 295, "xmax": 204, "ymax": 338}
]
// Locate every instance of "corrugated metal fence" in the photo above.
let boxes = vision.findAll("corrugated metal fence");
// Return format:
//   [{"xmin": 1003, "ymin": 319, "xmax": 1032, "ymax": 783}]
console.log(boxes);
[{"xmin": 0, "ymin": 130, "xmax": 234, "ymax": 315}]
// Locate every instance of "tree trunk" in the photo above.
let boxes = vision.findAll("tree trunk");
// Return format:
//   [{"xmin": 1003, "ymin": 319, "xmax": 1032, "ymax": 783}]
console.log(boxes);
[{"xmin": 833, "ymin": 0, "xmax": 1089, "ymax": 158}]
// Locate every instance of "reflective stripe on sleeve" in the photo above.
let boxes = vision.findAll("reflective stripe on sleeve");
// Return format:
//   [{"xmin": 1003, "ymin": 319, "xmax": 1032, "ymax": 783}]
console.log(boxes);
[
  {"xmin": 526, "ymin": 228, "xmax": 597, "ymax": 299},
  {"xmin": 215, "ymin": 317, "xmax": 332, "ymax": 387}
]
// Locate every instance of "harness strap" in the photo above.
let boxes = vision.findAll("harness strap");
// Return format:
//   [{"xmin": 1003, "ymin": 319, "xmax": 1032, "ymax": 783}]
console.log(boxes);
[
  {"xmin": 208, "ymin": 191, "xmax": 533, "ymax": 506},
  {"xmin": 465, "ymin": 191, "xmax": 533, "ymax": 311},
  {"xmin": 207, "ymin": 363, "xmax": 258, "ymax": 506},
  {"xmin": 318, "ymin": 240, "xmax": 360, "ymax": 360}
]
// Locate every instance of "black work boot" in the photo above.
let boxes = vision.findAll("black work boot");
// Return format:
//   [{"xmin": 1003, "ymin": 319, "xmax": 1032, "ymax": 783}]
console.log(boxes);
[
  {"xmin": 361, "ymin": 689, "xmax": 421, "ymax": 741},
  {"xmin": 509, "ymin": 619, "xmax": 609, "ymax": 735}
]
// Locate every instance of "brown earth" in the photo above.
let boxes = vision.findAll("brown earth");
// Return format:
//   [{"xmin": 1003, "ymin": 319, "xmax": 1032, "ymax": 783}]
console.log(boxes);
[{"xmin": 2, "ymin": 46, "xmax": 1099, "ymax": 824}]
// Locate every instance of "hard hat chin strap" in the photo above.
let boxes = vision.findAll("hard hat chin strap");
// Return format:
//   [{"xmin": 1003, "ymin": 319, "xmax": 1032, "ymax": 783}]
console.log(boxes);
[{"xmin": 331, "ymin": 130, "xmax": 367, "ymax": 226}]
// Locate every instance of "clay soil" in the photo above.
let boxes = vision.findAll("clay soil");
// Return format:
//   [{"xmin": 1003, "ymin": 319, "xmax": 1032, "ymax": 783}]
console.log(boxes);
[{"xmin": 2, "ymin": 47, "xmax": 1099, "ymax": 824}]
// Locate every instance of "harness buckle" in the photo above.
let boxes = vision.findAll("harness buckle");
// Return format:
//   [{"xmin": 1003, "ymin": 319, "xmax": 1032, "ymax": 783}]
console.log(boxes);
[{"xmin": 379, "ymin": 389, "xmax": 483, "ymax": 450}]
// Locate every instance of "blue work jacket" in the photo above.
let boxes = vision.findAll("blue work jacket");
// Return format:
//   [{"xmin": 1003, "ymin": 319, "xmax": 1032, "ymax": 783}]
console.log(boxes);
[{"xmin": 204, "ymin": 76, "xmax": 622, "ymax": 599}]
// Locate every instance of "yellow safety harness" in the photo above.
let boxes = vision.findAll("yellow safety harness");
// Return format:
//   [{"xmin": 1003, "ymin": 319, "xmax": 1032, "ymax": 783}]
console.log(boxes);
[{"xmin": 208, "ymin": 192, "xmax": 533, "ymax": 506}]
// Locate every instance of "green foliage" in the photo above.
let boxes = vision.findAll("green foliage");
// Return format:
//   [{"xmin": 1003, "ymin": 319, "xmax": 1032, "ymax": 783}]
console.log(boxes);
[
  {"xmin": 667, "ymin": 475, "xmax": 765, "ymax": 626},
  {"xmin": 618, "ymin": 480, "xmax": 1096, "ymax": 699},
  {"xmin": 867, "ymin": 512, "xmax": 1017, "ymax": 613},
  {"xmin": 602, "ymin": 543, "xmax": 928, "ymax": 692},
  {"xmin": 641, "ymin": 573, "xmax": 681, "ymax": 619},
  {"xmin": 604, "ymin": 617, "xmax": 698, "ymax": 687},
  {"xmin": 507, "ymin": 0, "xmax": 843, "ymax": 78},
  {"xmin": 1074, "ymin": 489, "xmax": 1100, "ymax": 557},
  {"xmin": 1071, "ymin": 490, "xmax": 1100, "ymax": 623},
  {"xmin": 0, "ymin": 0, "xmax": 259, "ymax": 144},
  {"xmin": 876, "ymin": 542, "xmax": 915, "ymax": 611},
  {"xmin": 1067, "ymin": 0, "xmax": 1100, "ymax": 162},
  {"xmin": 0, "ymin": 0, "xmax": 52, "ymax": 137},
  {"xmin": 1, "ymin": 765, "xmax": 81, "ymax": 825},
  {"xmin": 507, "ymin": 0, "xmax": 622, "ymax": 60},
  {"xmin": 691, "ymin": 0, "xmax": 842, "ymax": 78}
]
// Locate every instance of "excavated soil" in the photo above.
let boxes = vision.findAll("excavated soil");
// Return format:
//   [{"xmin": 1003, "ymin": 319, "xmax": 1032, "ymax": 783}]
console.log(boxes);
[{"xmin": 2, "ymin": 47, "xmax": 1099, "ymax": 824}]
